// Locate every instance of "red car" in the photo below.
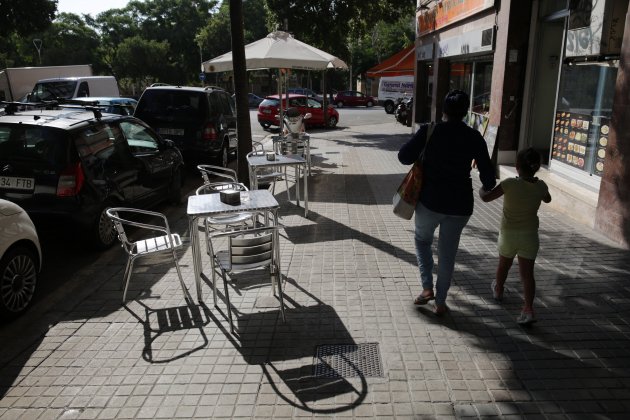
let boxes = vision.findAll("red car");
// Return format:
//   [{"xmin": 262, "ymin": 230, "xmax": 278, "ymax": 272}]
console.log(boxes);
[
  {"xmin": 257, "ymin": 94, "xmax": 339, "ymax": 129},
  {"xmin": 333, "ymin": 90, "xmax": 377, "ymax": 108}
]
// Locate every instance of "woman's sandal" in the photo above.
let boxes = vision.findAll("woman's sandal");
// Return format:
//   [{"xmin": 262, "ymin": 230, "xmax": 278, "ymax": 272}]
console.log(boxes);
[{"xmin": 414, "ymin": 291, "xmax": 435, "ymax": 305}]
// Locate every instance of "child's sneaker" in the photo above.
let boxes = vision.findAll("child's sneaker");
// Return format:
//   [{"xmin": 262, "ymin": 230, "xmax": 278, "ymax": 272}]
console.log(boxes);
[
  {"xmin": 516, "ymin": 311, "xmax": 537, "ymax": 325},
  {"xmin": 491, "ymin": 280, "xmax": 503, "ymax": 301}
]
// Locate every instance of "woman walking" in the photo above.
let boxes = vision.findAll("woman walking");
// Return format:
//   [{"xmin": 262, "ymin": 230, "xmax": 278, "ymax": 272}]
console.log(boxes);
[{"xmin": 398, "ymin": 90, "xmax": 497, "ymax": 315}]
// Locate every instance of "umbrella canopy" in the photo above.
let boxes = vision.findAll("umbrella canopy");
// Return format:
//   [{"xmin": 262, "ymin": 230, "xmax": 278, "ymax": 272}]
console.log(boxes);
[
  {"xmin": 201, "ymin": 31, "xmax": 347, "ymax": 73},
  {"xmin": 366, "ymin": 45, "xmax": 415, "ymax": 78}
]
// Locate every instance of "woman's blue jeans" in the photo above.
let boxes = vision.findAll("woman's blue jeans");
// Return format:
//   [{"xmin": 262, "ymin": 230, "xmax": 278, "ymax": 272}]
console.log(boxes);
[{"xmin": 414, "ymin": 202, "xmax": 470, "ymax": 306}]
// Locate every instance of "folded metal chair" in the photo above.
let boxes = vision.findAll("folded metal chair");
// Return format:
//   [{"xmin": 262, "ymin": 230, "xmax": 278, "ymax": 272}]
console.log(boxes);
[
  {"xmin": 212, "ymin": 226, "xmax": 286, "ymax": 333},
  {"xmin": 106, "ymin": 207, "xmax": 191, "ymax": 303}
]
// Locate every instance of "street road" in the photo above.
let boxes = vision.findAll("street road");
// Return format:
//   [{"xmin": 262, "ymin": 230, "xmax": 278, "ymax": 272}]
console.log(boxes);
[{"xmin": 250, "ymin": 105, "xmax": 395, "ymax": 142}]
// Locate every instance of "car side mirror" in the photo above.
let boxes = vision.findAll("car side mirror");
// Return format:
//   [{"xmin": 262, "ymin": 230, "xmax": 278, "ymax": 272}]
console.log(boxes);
[{"xmin": 163, "ymin": 139, "xmax": 176, "ymax": 148}]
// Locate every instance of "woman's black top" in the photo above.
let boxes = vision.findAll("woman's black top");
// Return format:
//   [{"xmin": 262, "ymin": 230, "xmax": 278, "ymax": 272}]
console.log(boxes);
[{"xmin": 398, "ymin": 120, "xmax": 497, "ymax": 216}]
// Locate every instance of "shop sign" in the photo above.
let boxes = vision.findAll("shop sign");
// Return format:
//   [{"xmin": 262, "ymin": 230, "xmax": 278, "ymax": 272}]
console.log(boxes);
[
  {"xmin": 417, "ymin": 0, "xmax": 494, "ymax": 37},
  {"xmin": 438, "ymin": 27, "xmax": 494, "ymax": 58}
]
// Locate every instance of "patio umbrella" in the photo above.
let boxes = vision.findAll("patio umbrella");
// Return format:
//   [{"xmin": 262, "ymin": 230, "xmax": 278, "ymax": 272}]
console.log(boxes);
[
  {"xmin": 201, "ymin": 31, "xmax": 347, "ymax": 126},
  {"xmin": 201, "ymin": 31, "xmax": 347, "ymax": 73}
]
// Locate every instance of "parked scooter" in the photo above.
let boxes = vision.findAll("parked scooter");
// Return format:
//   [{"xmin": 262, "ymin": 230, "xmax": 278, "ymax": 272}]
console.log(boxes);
[
  {"xmin": 274, "ymin": 107, "xmax": 313, "ymax": 173},
  {"xmin": 394, "ymin": 96, "xmax": 413, "ymax": 127},
  {"xmin": 281, "ymin": 107, "xmax": 312, "ymax": 138}
]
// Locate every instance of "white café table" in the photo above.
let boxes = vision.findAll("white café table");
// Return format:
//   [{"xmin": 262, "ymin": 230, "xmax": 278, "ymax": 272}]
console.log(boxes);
[
  {"xmin": 247, "ymin": 153, "xmax": 308, "ymax": 217},
  {"xmin": 187, "ymin": 189, "xmax": 280, "ymax": 302}
]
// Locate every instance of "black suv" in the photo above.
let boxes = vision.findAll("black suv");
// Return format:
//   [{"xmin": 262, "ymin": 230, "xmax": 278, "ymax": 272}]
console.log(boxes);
[
  {"xmin": 134, "ymin": 85, "xmax": 237, "ymax": 167},
  {"xmin": 0, "ymin": 104, "xmax": 184, "ymax": 249}
]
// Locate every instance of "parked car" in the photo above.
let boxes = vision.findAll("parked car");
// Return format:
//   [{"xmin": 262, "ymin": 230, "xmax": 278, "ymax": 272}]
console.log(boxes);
[
  {"xmin": 0, "ymin": 199, "xmax": 41, "ymax": 317},
  {"xmin": 135, "ymin": 85, "xmax": 236, "ymax": 167},
  {"xmin": 333, "ymin": 90, "xmax": 377, "ymax": 108},
  {"xmin": 0, "ymin": 106, "xmax": 184, "ymax": 250},
  {"xmin": 257, "ymin": 94, "xmax": 339, "ymax": 129},
  {"xmin": 287, "ymin": 87, "xmax": 323, "ymax": 102},
  {"xmin": 70, "ymin": 97, "xmax": 138, "ymax": 116},
  {"xmin": 231, "ymin": 93, "xmax": 264, "ymax": 108}
]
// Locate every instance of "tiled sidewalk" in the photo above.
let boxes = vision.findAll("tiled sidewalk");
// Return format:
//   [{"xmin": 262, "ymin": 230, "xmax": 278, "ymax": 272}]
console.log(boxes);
[{"xmin": 1, "ymin": 122, "xmax": 629, "ymax": 419}]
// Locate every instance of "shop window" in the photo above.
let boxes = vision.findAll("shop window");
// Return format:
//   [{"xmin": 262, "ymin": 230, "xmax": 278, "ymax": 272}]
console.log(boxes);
[
  {"xmin": 449, "ymin": 63, "xmax": 472, "ymax": 93},
  {"xmin": 449, "ymin": 61, "xmax": 492, "ymax": 115},
  {"xmin": 472, "ymin": 62, "xmax": 493, "ymax": 115},
  {"xmin": 551, "ymin": 62, "xmax": 618, "ymax": 176}
]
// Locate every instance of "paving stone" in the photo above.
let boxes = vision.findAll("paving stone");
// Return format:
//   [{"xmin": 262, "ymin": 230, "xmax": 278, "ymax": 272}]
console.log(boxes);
[{"xmin": 0, "ymin": 122, "xmax": 628, "ymax": 419}]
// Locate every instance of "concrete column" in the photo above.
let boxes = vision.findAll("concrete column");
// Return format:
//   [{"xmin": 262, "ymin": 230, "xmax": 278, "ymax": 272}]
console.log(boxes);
[
  {"xmin": 595, "ymin": 7, "xmax": 630, "ymax": 248},
  {"xmin": 433, "ymin": 58, "xmax": 450, "ymax": 122},
  {"xmin": 490, "ymin": 0, "xmax": 533, "ymax": 152}
]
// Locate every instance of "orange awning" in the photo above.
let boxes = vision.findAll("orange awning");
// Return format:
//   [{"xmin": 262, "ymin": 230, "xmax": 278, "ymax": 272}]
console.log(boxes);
[{"xmin": 366, "ymin": 45, "xmax": 415, "ymax": 78}]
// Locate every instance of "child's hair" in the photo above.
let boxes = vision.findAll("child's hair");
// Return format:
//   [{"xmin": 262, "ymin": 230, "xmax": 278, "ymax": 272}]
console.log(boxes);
[{"xmin": 517, "ymin": 148, "xmax": 541, "ymax": 177}]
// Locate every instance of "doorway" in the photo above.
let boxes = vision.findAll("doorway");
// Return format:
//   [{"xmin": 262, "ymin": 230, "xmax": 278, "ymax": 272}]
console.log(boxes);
[{"xmin": 524, "ymin": 18, "xmax": 565, "ymax": 164}]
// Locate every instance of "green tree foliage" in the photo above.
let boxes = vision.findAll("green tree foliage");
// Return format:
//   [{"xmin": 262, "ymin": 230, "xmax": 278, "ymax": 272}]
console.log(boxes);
[
  {"xmin": 114, "ymin": 35, "xmax": 172, "ymax": 83},
  {"xmin": 263, "ymin": 0, "xmax": 415, "ymax": 59},
  {"xmin": 128, "ymin": 0, "xmax": 217, "ymax": 83},
  {"xmin": 38, "ymin": 13, "xmax": 101, "ymax": 69},
  {"xmin": 196, "ymin": 0, "xmax": 269, "ymax": 62},
  {"xmin": 0, "ymin": 0, "xmax": 58, "ymax": 68},
  {"xmin": 0, "ymin": 0, "xmax": 57, "ymax": 37}
]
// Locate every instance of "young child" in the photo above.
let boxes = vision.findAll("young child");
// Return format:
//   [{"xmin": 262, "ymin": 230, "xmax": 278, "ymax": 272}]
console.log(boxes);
[{"xmin": 479, "ymin": 148, "xmax": 551, "ymax": 325}]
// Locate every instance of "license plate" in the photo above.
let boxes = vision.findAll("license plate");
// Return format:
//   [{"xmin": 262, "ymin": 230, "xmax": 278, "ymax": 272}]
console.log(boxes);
[
  {"xmin": 0, "ymin": 176, "xmax": 35, "ymax": 190},
  {"xmin": 263, "ymin": 109, "xmax": 272, "ymax": 114},
  {"xmin": 158, "ymin": 128, "xmax": 185, "ymax": 136}
]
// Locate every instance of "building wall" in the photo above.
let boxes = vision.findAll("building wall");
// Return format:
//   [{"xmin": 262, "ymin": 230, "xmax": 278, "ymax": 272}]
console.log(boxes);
[{"xmin": 595, "ymin": 7, "xmax": 630, "ymax": 247}]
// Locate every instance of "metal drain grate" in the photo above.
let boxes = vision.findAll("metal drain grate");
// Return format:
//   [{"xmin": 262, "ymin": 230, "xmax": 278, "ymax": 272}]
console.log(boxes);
[{"xmin": 313, "ymin": 343, "xmax": 384, "ymax": 378}]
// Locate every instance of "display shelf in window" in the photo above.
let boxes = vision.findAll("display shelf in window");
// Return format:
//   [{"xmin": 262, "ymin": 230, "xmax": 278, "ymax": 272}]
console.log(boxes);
[
  {"xmin": 594, "ymin": 117, "xmax": 610, "ymax": 176},
  {"xmin": 552, "ymin": 111, "xmax": 594, "ymax": 171}
]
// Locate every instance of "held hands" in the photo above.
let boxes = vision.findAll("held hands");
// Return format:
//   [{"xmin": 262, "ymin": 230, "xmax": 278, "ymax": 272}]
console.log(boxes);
[{"xmin": 478, "ymin": 184, "xmax": 504, "ymax": 202}]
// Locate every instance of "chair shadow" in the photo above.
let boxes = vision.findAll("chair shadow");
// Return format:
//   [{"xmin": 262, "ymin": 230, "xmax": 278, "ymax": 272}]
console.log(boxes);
[
  {"xmin": 198, "ymin": 278, "xmax": 370, "ymax": 414},
  {"xmin": 124, "ymin": 301, "xmax": 210, "ymax": 364}
]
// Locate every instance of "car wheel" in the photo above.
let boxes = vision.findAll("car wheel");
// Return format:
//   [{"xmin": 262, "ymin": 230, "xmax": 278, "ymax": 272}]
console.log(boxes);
[
  {"xmin": 327, "ymin": 115, "xmax": 338, "ymax": 128},
  {"xmin": 216, "ymin": 143, "xmax": 229, "ymax": 168},
  {"xmin": 260, "ymin": 122, "xmax": 271, "ymax": 129},
  {"xmin": 336, "ymin": 101, "xmax": 343, "ymax": 108},
  {"xmin": 384, "ymin": 101, "xmax": 395, "ymax": 114},
  {"xmin": 0, "ymin": 246, "xmax": 38, "ymax": 317},
  {"xmin": 90, "ymin": 204, "xmax": 118, "ymax": 250},
  {"xmin": 367, "ymin": 101, "xmax": 374, "ymax": 107},
  {"xmin": 168, "ymin": 168, "xmax": 183, "ymax": 205}
]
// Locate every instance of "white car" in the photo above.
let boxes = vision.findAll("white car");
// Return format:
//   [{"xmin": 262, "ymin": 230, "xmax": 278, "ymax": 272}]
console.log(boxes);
[{"xmin": 0, "ymin": 199, "xmax": 41, "ymax": 317}]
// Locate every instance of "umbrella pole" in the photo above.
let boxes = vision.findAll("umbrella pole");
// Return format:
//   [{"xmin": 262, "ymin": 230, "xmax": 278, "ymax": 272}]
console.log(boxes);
[{"xmin": 277, "ymin": 69, "xmax": 283, "ymax": 134}]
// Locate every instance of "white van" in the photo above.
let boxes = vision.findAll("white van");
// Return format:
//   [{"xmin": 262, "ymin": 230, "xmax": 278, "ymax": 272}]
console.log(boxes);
[
  {"xmin": 378, "ymin": 76, "xmax": 414, "ymax": 114},
  {"xmin": 29, "ymin": 76, "xmax": 120, "ymax": 101}
]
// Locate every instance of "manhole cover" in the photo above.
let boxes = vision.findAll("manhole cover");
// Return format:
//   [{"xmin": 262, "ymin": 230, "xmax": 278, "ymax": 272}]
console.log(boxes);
[{"xmin": 313, "ymin": 343, "xmax": 384, "ymax": 378}]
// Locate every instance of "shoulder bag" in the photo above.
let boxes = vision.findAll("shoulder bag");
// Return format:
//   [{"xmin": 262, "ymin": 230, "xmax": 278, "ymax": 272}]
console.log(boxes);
[{"xmin": 392, "ymin": 122, "xmax": 435, "ymax": 220}]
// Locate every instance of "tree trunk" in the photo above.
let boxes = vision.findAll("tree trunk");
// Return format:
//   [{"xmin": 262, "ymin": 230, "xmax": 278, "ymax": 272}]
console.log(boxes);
[{"xmin": 229, "ymin": 0, "xmax": 252, "ymax": 186}]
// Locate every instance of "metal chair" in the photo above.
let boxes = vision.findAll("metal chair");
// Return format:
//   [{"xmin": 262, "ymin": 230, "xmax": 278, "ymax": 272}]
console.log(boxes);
[
  {"xmin": 212, "ymin": 226, "xmax": 285, "ymax": 333},
  {"xmin": 197, "ymin": 164, "xmax": 238, "ymax": 185},
  {"xmin": 106, "ymin": 207, "xmax": 191, "ymax": 303},
  {"xmin": 195, "ymin": 182, "xmax": 257, "ymax": 306},
  {"xmin": 248, "ymin": 141, "xmax": 290, "ymax": 198},
  {"xmin": 196, "ymin": 164, "xmax": 256, "ymax": 248}
]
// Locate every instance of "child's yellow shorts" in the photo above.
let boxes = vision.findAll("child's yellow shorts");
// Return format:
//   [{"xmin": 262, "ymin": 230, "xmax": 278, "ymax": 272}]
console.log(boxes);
[{"xmin": 498, "ymin": 229, "xmax": 539, "ymax": 260}]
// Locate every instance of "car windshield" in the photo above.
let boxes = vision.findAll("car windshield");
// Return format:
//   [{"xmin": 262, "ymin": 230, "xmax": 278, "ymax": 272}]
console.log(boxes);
[
  {"xmin": 0, "ymin": 125, "xmax": 68, "ymax": 165},
  {"xmin": 31, "ymin": 81, "xmax": 78, "ymax": 101},
  {"xmin": 260, "ymin": 99, "xmax": 279, "ymax": 107},
  {"xmin": 135, "ymin": 90, "xmax": 205, "ymax": 122}
]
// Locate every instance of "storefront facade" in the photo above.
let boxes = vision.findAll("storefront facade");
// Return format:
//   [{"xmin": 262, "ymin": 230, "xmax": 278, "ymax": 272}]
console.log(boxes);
[{"xmin": 414, "ymin": 0, "xmax": 630, "ymax": 247}]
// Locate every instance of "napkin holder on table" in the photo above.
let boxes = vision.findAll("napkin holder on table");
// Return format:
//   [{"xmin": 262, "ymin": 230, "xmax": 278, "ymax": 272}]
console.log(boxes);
[{"xmin": 219, "ymin": 189, "xmax": 241, "ymax": 205}]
